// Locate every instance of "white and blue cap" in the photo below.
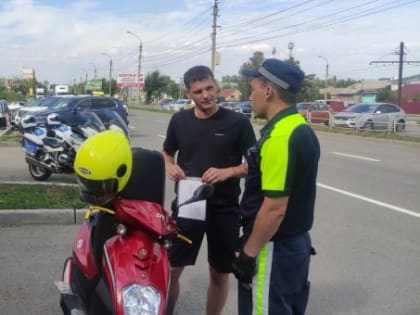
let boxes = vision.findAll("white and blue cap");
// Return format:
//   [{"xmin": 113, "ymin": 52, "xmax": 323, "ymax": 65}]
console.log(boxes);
[{"xmin": 241, "ymin": 58, "xmax": 305, "ymax": 94}]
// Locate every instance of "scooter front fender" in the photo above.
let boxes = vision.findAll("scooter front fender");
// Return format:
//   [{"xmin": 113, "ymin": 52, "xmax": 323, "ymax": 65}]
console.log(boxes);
[{"xmin": 102, "ymin": 229, "xmax": 170, "ymax": 315}]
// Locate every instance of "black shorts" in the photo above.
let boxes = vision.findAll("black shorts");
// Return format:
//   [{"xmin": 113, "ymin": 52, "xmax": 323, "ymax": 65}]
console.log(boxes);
[{"xmin": 169, "ymin": 206, "xmax": 240, "ymax": 273}]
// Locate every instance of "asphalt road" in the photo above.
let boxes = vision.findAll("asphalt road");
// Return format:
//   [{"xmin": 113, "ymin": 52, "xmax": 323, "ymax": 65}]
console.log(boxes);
[{"xmin": 0, "ymin": 109, "xmax": 419, "ymax": 315}]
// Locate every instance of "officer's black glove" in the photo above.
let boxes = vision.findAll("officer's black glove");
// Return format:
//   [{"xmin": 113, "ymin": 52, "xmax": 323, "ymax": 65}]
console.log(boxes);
[{"xmin": 232, "ymin": 249, "xmax": 256, "ymax": 285}]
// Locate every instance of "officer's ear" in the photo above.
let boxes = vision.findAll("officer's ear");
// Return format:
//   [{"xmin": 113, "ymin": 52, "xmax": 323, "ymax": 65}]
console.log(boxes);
[{"xmin": 265, "ymin": 84, "xmax": 275, "ymax": 100}]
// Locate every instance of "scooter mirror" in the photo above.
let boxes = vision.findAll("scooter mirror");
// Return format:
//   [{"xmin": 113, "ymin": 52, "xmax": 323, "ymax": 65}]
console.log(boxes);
[{"xmin": 178, "ymin": 184, "xmax": 214, "ymax": 208}]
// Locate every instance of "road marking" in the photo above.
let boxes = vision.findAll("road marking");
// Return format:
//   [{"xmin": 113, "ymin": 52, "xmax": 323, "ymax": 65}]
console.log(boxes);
[
  {"xmin": 128, "ymin": 125, "xmax": 136, "ymax": 129},
  {"xmin": 332, "ymin": 152, "xmax": 381, "ymax": 162},
  {"xmin": 157, "ymin": 134, "xmax": 166, "ymax": 139},
  {"xmin": 317, "ymin": 182, "xmax": 420, "ymax": 219}
]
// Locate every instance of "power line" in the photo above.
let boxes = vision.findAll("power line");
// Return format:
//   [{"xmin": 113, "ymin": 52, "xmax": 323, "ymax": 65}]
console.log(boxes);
[
  {"xmin": 220, "ymin": 0, "xmax": 316, "ymax": 32},
  {"xmin": 218, "ymin": 0, "xmax": 331, "ymax": 41},
  {"xmin": 217, "ymin": 0, "xmax": 416, "ymax": 49},
  {"xmin": 369, "ymin": 41, "xmax": 420, "ymax": 106},
  {"xmin": 217, "ymin": 0, "xmax": 386, "ymax": 48},
  {"xmin": 145, "ymin": 5, "xmax": 213, "ymax": 47}
]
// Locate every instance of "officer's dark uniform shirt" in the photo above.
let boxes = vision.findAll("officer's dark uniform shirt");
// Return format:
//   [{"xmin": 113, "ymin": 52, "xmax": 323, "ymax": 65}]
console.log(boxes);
[
  {"xmin": 164, "ymin": 107, "xmax": 256, "ymax": 210},
  {"xmin": 240, "ymin": 105, "xmax": 320, "ymax": 239}
]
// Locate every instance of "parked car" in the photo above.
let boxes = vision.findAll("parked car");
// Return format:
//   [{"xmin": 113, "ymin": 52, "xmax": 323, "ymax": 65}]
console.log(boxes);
[
  {"xmin": 159, "ymin": 98, "xmax": 174, "ymax": 110},
  {"xmin": 298, "ymin": 100, "xmax": 346, "ymax": 125},
  {"xmin": 315, "ymin": 99, "xmax": 345, "ymax": 112},
  {"xmin": 298, "ymin": 102, "xmax": 336, "ymax": 125},
  {"xmin": 11, "ymin": 98, "xmax": 55, "ymax": 127},
  {"xmin": 167, "ymin": 99, "xmax": 194, "ymax": 111},
  {"xmin": 297, "ymin": 102, "xmax": 314, "ymax": 120},
  {"xmin": 7, "ymin": 101, "xmax": 25, "ymax": 116},
  {"xmin": 233, "ymin": 101, "xmax": 252, "ymax": 117},
  {"xmin": 218, "ymin": 101, "xmax": 238, "ymax": 110},
  {"xmin": 18, "ymin": 96, "xmax": 128, "ymax": 128},
  {"xmin": 333, "ymin": 103, "xmax": 406, "ymax": 131}
]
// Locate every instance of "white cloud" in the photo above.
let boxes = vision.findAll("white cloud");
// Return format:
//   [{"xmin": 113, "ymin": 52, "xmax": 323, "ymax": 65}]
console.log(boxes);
[{"xmin": 0, "ymin": 0, "xmax": 419, "ymax": 84}]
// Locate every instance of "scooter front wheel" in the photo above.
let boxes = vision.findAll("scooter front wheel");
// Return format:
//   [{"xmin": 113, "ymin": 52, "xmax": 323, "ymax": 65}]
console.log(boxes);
[{"xmin": 28, "ymin": 163, "xmax": 52, "ymax": 181}]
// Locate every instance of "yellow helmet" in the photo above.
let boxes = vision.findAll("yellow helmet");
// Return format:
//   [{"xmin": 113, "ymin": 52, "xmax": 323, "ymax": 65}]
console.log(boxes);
[{"xmin": 74, "ymin": 130, "xmax": 132, "ymax": 205}]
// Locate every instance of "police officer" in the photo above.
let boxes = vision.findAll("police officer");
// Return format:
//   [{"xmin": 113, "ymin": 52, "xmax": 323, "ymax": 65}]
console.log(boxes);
[{"xmin": 232, "ymin": 58, "xmax": 320, "ymax": 315}]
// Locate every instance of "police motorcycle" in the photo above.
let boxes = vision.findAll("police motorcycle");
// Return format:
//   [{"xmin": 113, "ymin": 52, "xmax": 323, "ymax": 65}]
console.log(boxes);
[
  {"xmin": 55, "ymin": 130, "xmax": 213, "ymax": 315},
  {"xmin": 21, "ymin": 111, "xmax": 106, "ymax": 181},
  {"xmin": 94, "ymin": 109, "xmax": 130, "ymax": 139}
]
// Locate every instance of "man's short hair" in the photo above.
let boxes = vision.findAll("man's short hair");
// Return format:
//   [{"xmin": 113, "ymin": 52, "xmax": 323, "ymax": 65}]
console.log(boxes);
[{"xmin": 184, "ymin": 65, "xmax": 215, "ymax": 90}]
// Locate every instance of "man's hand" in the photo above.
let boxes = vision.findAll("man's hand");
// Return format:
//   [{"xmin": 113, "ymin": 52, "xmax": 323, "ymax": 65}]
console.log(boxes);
[
  {"xmin": 165, "ymin": 163, "xmax": 186, "ymax": 182},
  {"xmin": 202, "ymin": 167, "xmax": 233, "ymax": 184},
  {"xmin": 232, "ymin": 249, "xmax": 256, "ymax": 286}
]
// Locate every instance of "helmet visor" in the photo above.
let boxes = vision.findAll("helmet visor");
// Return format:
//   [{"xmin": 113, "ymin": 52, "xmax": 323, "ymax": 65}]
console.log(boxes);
[{"xmin": 76, "ymin": 176, "xmax": 118, "ymax": 206}]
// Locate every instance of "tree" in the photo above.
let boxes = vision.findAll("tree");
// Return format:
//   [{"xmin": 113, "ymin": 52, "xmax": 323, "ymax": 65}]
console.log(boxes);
[
  {"xmin": 376, "ymin": 85, "xmax": 396, "ymax": 102},
  {"xmin": 284, "ymin": 56, "xmax": 300, "ymax": 67},
  {"xmin": 144, "ymin": 71, "xmax": 179, "ymax": 104},
  {"xmin": 238, "ymin": 51, "xmax": 266, "ymax": 100},
  {"xmin": 297, "ymin": 74, "xmax": 323, "ymax": 102}
]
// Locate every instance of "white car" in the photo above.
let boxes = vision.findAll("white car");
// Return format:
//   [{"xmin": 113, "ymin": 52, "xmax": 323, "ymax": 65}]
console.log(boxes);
[
  {"xmin": 167, "ymin": 99, "xmax": 194, "ymax": 112},
  {"xmin": 333, "ymin": 103, "xmax": 406, "ymax": 132}
]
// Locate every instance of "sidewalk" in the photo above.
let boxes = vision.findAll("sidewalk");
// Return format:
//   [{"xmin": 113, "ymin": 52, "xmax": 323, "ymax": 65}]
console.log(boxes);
[{"xmin": 0, "ymin": 209, "xmax": 86, "ymax": 226}]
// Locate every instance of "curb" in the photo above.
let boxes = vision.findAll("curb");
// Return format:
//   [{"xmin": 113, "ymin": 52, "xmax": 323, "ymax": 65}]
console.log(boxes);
[{"xmin": 0, "ymin": 209, "xmax": 86, "ymax": 226}]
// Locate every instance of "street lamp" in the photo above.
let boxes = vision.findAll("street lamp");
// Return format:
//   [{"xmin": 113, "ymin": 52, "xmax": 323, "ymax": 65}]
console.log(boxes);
[
  {"xmin": 318, "ymin": 56, "xmax": 329, "ymax": 99},
  {"xmin": 126, "ymin": 30, "xmax": 143, "ymax": 105},
  {"xmin": 102, "ymin": 53, "xmax": 113, "ymax": 96},
  {"xmin": 89, "ymin": 62, "xmax": 97, "ymax": 79},
  {"xmin": 80, "ymin": 68, "xmax": 88, "ymax": 94}
]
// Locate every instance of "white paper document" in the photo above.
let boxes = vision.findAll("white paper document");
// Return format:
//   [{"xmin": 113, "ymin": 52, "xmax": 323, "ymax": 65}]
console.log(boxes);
[{"xmin": 177, "ymin": 177, "xmax": 206, "ymax": 221}]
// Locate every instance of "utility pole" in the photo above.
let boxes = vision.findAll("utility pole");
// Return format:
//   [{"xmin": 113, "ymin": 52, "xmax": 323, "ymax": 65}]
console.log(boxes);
[
  {"xmin": 102, "ymin": 53, "xmax": 113, "ymax": 96},
  {"xmin": 369, "ymin": 42, "xmax": 420, "ymax": 107},
  {"xmin": 288, "ymin": 42, "xmax": 294, "ymax": 60},
  {"xmin": 127, "ymin": 30, "xmax": 143, "ymax": 105},
  {"xmin": 89, "ymin": 62, "xmax": 97, "ymax": 79},
  {"xmin": 138, "ymin": 43, "xmax": 142, "ymax": 104},
  {"xmin": 179, "ymin": 77, "xmax": 183, "ymax": 99},
  {"xmin": 211, "ymin": 0, "xmax": 219, "ymax": 73},
  {"xmin": 318, "ymin": 56, "xmax": 329, "ymax": 99}
]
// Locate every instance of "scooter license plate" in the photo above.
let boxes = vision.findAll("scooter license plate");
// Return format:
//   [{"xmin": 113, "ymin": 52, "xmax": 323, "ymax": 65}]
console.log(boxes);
[{"xmin": 23, "ymin": 139, "xmax": 38, "ymax": 155}]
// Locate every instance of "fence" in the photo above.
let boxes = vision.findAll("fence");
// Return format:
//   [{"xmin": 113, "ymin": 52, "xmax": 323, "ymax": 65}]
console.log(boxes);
[{"xmin": 306, "ymin": 111, "xmax": 420, "ymax": 138}]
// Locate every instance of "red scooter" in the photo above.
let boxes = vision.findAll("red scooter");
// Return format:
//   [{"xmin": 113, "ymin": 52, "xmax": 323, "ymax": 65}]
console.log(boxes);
[{"xmin": 55, "ymin": 147, "xmax": 213, "ymax": 315}]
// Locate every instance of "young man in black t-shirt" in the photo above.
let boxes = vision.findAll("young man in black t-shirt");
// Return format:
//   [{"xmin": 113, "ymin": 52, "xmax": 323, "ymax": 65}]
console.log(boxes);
[{"xmin": 162, "ymin": 65, "xmax": 256, "ymax": 315}]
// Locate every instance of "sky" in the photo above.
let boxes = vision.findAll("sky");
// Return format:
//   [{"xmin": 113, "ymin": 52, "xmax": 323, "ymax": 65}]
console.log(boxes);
[{"xmin": 1, "ymin": 0, "xmax": 420, "ymax": 85}]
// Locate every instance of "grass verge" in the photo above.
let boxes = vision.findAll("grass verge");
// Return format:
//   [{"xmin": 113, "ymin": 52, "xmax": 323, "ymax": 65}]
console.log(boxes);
[
  {"xmin": 0, "ymin": 134, "xmax": 22, "ymax": 142},
  {"xmin": 310, "ymin": 124, "xmax": 420, "ymax": 143},
  {"xmin": 0, "ymin": 183, "xmax": 86, "ymax": 209}
]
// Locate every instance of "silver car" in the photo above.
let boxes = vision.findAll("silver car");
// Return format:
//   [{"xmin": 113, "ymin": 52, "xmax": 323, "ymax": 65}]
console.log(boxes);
[{"xmin": 333, "ymin": 103, "xmax": 406, "ymax": 132}]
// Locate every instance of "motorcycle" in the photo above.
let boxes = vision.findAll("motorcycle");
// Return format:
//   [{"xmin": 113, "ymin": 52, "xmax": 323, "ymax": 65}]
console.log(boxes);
[
  {"xmin": 55, "ymin": 147, "xmax": 213, "ymax": 315},
  {"xmin": 21, "ymin": 111, "xmax": 106, "ymax": 181}
]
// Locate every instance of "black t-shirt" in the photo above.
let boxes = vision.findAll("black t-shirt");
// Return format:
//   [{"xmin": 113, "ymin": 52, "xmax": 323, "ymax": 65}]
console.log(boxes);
[{"xmin": 163, "ymin": 107, "xmax": 256, "ymax": 209}]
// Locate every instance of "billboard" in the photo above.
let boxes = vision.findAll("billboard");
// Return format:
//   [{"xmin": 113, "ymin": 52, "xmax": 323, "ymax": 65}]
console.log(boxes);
[
  {"xmin": 85, "ymin": 79, "xmax": 102, "ymax": 91},
  {"xmin": 22, "ymin": 68, "xmax": 35, "ymax": 80},
  {"xmin": 117, "ymin": 72, "xmax": 144, "ymax": 88}
]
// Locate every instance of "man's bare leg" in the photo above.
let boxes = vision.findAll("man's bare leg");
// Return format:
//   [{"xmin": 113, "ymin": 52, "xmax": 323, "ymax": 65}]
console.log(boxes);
[
  {"xmin": 166, "ymin": 266, "xmax": 184, "ymax": 315},
  {"xmin": 206, "ymin": 265, "xmax": 229, "ymax": 315}
]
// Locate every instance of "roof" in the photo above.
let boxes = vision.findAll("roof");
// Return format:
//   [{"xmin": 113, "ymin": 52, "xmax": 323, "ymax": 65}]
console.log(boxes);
[
  {"xmin": 218, "ymin": 88, "xmax": 240, "ymax": 98},
  {"xmin": 349, "ymin": 80, "xmax": 391, "ymax": 91}
]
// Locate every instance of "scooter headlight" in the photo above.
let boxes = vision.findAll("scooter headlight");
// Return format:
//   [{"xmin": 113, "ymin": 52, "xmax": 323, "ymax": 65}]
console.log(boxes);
[{"xmin": 122, "ymin": 284, "xmax": 161, "ymax": 315}]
